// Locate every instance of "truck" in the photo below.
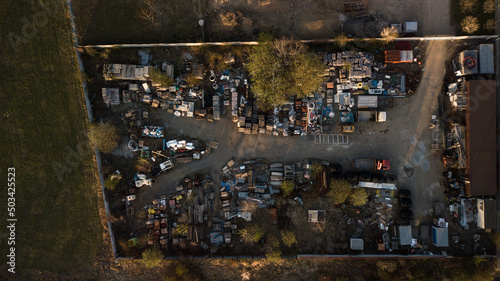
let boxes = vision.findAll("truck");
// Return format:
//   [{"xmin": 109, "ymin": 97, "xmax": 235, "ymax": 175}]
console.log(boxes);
[
  {"xmin": 356, "ymin": 96, "xmax": 393, "ymax": 109},
  {"xmin": 339, "ymin": 124, "xmax": 355, "ymax": 133},
  {"xmin": 356, "ymin": 111, "xmax": 386, "ymax": 122},
  {"xmin": 352, "ymin": 159, "xmax": 390, "ymax": 171}
]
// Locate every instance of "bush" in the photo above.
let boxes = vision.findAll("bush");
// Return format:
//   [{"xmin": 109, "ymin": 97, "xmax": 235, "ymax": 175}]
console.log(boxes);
[
  {"xmin": 176, "ymin": 262, "xmax": 189, "ymax": 277},
  {"xmin": 281, "ymin": 180, "xmax": 294, "ymax": 197},
  {"xmin": 150, "ymin": 68, "xmax": 174, "ymax": 86},
  {"xmin": 266, "ymin": 250, "xmax": 282, "ymax": 263},
  {"xmin": 327, "ymin": 179, "xmax": 352, "ymax": 205},
  {"xmin": 484, "ymin": 0, "xmax": 495, "ymax": 13},
  {"xmin": 335, "ymin": 33, "xmax": 349, "ymax": 49},
  {"xmin": 350, "ymin": 188, "xmax": 368, "ymax": 206},
  {"xmin": 239, "ymin": 225, "xmax": 264, "ymax": 244},
  {"xmin": 281, "ymin": 230, "xmax": 297, "ymax": 247},
  {"xmin": 460, "ymin": 0, "xmax": 478, "ymax": 13},
  {"xmin": 485, "ymin": 19, "xmax": 495, "ymax": 30},
  {"xmin": 310, "ymin": 163, "xmax": 325, "ymax": 177},
  {"xmin": 104, "ymin": 173, "xmax": 122, "ymax": 190},
  {"xmin": 141, "ymin": 248, "xmax": 164, "ymax": 268},
  {"xmin": 380, "ymin": 26, "xmax": 399, "ymax": 43},
  {"xmin": 461, "ymin": 16, "xmax": 480, "ymax": 34},
  {"xmin": 88, "ymin": 122, "xmax": 120, "ymax": 153}
]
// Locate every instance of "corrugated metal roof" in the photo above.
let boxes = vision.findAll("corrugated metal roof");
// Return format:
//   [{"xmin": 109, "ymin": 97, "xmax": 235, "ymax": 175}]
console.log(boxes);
[
  {"xmin": 398, "ymin": 225, "xmax": 412, "ymax": 245},
  {"xmin": 432, "ymin": 227, "xmax": 448, "ymax": 247},
  {"xmin": 477, "ymin": 199, "xmax": 496, "ymax": 229},
  {"xmin": 478, "ymin": 44, "xmax": 494, "ymax": 74},
  {"xmin": 357, "ymin": 95, "xmax": 377, "ymax": 108}
]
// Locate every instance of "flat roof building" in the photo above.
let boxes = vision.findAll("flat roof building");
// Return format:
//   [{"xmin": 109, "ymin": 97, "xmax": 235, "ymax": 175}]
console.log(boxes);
[{"xmin": 465, "ymin": 80, "xmax": 497, "ymax": 196}]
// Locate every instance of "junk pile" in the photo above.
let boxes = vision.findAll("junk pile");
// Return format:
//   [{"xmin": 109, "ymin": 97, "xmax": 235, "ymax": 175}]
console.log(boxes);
[{"xmin": 146, "ymin": 196, "xmax": 169, "ymax": 248}]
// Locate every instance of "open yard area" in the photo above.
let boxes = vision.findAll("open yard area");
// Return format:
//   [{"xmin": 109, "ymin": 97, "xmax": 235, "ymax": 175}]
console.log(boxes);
[
  {"xmin": 0, "ymin": 1, "xmax": 104, "ymax": 279},
  {"xmin": 73, "ymin": 0, "xmax": 456, "ymax": 45}
]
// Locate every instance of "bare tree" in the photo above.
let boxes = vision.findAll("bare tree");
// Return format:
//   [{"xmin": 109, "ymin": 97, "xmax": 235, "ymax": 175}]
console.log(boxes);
[
  {"xmin": 461, "ymin": 16, "xmax": 480, "ymax": 34},
  {"xmin": 483, "ymin": 0, "xmax": 495, "ymax": 13},
  {"xmin": 460, "ymin": 0, "xmax": 477, "ymax": 13},
  {"xmin": 138, "ymin": 0, "xmax": 160, "ymax": 27},
  {"xmin": 380, "ymin": 26, "xmax": 399, "ymax": 43},
  {"xmin": 273, "ymin": 37, "xmax": 307, "ymax": 65}
]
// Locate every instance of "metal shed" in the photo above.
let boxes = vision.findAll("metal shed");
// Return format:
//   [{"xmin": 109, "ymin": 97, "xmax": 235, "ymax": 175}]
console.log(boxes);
[
  {"xmin": 432, "ymin": 226, "xmax": 449, "ymax": 247},
  {"xmin": 478, "ymin": 44, "xmax": 494, "ymax": 74},
  {"xmin": 398, "ymin": 225, "xmax": 412, "ymax": 246},
  {"xmin": 350, "ymin": 238, "xmax": 364, "ymax": 250}
]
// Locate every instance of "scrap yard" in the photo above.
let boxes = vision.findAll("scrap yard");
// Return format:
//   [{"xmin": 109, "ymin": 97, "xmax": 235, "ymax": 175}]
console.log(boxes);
[{"xmin": 81, "ymin": 38, "xmax": 497, "ymax": 260}]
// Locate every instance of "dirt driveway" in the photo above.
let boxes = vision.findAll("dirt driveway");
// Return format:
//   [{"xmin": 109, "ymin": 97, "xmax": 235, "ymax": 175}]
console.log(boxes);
[{"xmin": 136, "ymin": 41, "xmax": 454, "ymax": 224}]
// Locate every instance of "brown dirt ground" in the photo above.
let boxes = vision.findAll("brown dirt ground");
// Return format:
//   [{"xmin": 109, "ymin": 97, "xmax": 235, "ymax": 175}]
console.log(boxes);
[{"xmin": 73, "ymin": 0, "xmax": 455, "ymax": 44}]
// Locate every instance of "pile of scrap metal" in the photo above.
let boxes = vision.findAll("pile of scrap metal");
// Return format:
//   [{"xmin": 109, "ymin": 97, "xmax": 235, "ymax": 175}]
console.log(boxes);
[
  {"xmin": 146, "ymin": 196, "xmax": 169, "ymax": 248},
  {"xmin": 371, "ymin": 189, "xmax": 395, "ymax": 231}
]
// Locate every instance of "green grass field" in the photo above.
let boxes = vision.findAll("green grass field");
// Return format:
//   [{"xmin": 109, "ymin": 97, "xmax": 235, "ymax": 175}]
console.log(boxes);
[{"xmin": 0, "ymin": 0, "xmax": 102, "ymax": 278}]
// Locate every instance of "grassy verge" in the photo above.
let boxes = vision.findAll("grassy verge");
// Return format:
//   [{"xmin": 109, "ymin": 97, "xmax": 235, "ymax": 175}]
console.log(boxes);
[{"xmin": 0, "ymin": 0, "xmax": 102, "ymax": 277}]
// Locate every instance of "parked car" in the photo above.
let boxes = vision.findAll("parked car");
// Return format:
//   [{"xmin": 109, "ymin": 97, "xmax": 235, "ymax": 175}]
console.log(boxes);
[
  {"xmin": 398, "ymin": 189, "xmax": 411, "ymax": 199},
  {"xmin": 400, "ymin": 210, "xmax": 414, "ymax": 220},
  {"xmin": 399, "ymin": 198, "xmax": 413, "ymax": 208}
]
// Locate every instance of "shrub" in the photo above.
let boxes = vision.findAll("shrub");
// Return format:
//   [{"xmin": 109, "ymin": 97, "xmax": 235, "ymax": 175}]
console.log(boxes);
[
  {"xmin": 461, "ymin": 16, "xmax": 480, "ymax": 34},
  {"xmin": 380, "ymin": 26, "xmax": 399, "ymax": 43},
  {"xmin": 484, "ymin": 0, "xmax": 495, "ymax": 13},
  {"xmin": 281, "ymin": 230, "xmax": 297, "ymax": 247},
  {"xmin": 104, "ymin": 173, "xmax": 122, "ymax": 190},
  {"xmin": 310, "ymin": 163, "xmax": 325, "ymax": 177},
  {"xmin": 460, "ymin": 0, "xmax": 477, "ymax": 13},
  {"xmin": 88, "ymin": 122, "xmax": 120, "ymax": 153},
  {"xmin": 335, "ymin": 33, "xmax": 349, "ymax": 48},
  {"xmin": 485, "ymin": 19, "xmax": 495, "ymax": 30},
  {"xmin": 141, "ymin": 248, "xmax": 163, "ymax": 268},
  {"xmin": 239, "ymin": 225, "xmax": 264, "ymax": 243},
  {"xmin": 281, "ymin": 180, "xmax": 294, "ymax": 197},
  {"xmin": 175, "ymin": 262, "xmax": 189, "ymax": 277},
  {"xmin": 266, "ymin": 250, "xmax": 282, "ymax": 263},
  {"xmin": 150, "ymin": 68, "xmax": 174, "ymax": 86}
]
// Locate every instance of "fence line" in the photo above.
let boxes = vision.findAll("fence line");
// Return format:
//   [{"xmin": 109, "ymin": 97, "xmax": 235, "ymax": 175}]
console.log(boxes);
[
  {"xmin": 78, "ymin": 35, "xmax": 498, "ymax": 49},
  {"xmin": 66, "ymin": 0, "xmax": 118, "ymax": 259}
]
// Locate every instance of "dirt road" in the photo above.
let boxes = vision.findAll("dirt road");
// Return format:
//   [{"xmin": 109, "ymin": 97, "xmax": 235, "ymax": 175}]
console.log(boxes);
[{"xmin": 138, "ymin": 41, "xmax": 453, "ymax": 223}]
